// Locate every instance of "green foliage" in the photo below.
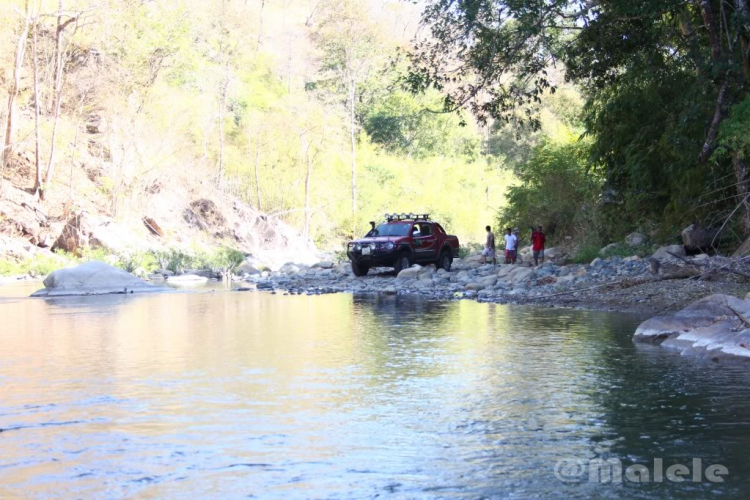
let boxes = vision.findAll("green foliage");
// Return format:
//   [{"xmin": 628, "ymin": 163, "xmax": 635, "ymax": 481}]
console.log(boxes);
[
  {"xmin": 570, "ymin": 244, "xmax": 601, "ymax": 265},
  {"xmin": 458, "ymin": 242, "xmax": 483, "ymax": 260},
  {"xmin": 116, "ymin": 252, "xmax": 159, "ymax": 273},
  {"xmin": 195, "ymin": 247, "xmax": 246, "ymax": 272},
  {"xmin": 498, "ymin": 138, "xmax": 601, "ymax": 244},
  {"xmin": 149, "ymin": 249, "xmax": 194, "ymax": 274},
  {"xmin": 147, "ymin": 246, "xmax": 245, "ymax": 274},
  {"xmin": 717, "ymin": 96, "xmax": 750, "ymax": 160},
  {"xmin": 363, "ymin": 89, "xmax": 480, "ymax": 159},
  {"xmin": 0, "ymin": 254, "xmax": 69, "ymax": 278},
  {"xmin": 409, "ymin": 0, "xmax": 750, "ymax": 242}
]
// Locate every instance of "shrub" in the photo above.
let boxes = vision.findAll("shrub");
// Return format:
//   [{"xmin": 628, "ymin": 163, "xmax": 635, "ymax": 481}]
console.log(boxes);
[
  {"xmin": 196, "ymin": 247, "xmax": 246, "ymax": 273},
  {"xmin": 498, "ymin": 138, "xmax": 603, "ymax": 246},
  {"xmin": 116, "ymin": 251, "xmax": 158, "ymax": 273},
  {"xmin": 149, "ymin": 249, "xmax": 194, "ymax": 274},
  {"xmin": 0, "ymin": 253, "xmax": 72, "ymax": 278}
]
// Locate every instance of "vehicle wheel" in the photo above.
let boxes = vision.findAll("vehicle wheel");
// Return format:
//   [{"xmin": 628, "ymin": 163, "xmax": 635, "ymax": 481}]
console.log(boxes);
[
  {"xmin": 393, "ymin": 253, "xmax": 411, "ymax": 274},
  {"xmin": 351, "ymin": 261, "xmax": 369, "ymax": 277},
  {"xmin": 437, "ymin": 251, "xmax": 452, "ymax": 272}
]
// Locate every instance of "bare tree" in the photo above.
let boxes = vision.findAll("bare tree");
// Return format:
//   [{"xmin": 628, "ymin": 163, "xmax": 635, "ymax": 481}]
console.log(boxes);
[
  {"xmin": 299, "ymin": 126, "xmax": 322, "ymax": 238},
  {"xmin": 216, "ymin": 64, "xmax": 231, "ymax": 189},
  {"xmin": 313, "ymin": 0, "xmax": 384, "ymax": 228},
  {"xmin": 249, "ymin": 124, "xmax": 267, "ymax": 211},
  {"xmin": 3, "ymin": 1, "xmax": 31, "ymax": 169},
  {"xmin": 31, "ymin": 2, "xmax": 42, "ymax": 197},
  {"xmin": 44, "ymin": 0, "xmax": 81, "ymax": 199}
]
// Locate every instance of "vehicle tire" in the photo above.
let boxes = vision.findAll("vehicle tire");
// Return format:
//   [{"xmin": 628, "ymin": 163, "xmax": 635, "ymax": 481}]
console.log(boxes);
[
  {"xmin": 393, "ymin": 253, "xmax": 411, "ymax": 274},
  {"xmin": 437, "ymin": 250, "xmax": 452, "ymax": 272},
  {"xmin": 351, "ymin": 261, "xmax": 369, "ymax": 277}
]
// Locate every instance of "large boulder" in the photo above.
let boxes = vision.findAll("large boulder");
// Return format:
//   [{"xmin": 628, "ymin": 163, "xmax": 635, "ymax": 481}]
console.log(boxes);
[
  {"xmin": 52, "ymin": 212, "xmax": 99, "ymax": 254},
  {"xmin": 625, "ymin": 232, "xmax": 647, "ymax": 247},
  {"xmin": 681, "ymin": 224, "xmax": 718, "ymax": 251},
  {"xmin": 31, "ymin": 261, "xmax": 170, "ymax": 297},
  {"xmin": 633, "ymin": 294, "xmax": 750, "ymax": 361},
  {"xmin": 653, "ymin": 244, "xmax": 686, "ymax": 260}
]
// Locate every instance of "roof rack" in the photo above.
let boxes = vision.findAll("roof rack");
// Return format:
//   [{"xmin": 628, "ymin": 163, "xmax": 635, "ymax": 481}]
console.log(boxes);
[{"xmin": 384, "ymin": 213, "xmax": 431, "ymax": 222}]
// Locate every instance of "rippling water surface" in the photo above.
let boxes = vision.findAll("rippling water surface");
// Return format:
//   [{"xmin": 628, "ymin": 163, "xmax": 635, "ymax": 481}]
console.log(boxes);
[{"xmin": 1, "ymin": 282, "xmax": 750, "ymax": 499}]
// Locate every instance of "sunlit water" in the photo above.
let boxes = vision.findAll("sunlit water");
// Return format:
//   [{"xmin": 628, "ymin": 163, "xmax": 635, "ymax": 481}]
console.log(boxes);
[{"xmin": 1, "ymin": 282, "xmax": 750, "ymax": 499}]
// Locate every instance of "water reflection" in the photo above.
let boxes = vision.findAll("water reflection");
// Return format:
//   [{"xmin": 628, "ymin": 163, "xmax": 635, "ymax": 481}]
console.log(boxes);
[{"xmin": 0, "ymin": 288, "xmax": 749, "ymax": 498}]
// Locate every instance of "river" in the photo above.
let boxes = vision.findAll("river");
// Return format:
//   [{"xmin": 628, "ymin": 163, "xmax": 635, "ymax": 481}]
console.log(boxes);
[{"xmin": 1, "ymin": 282, "xmax": 749, "ymax": 499}]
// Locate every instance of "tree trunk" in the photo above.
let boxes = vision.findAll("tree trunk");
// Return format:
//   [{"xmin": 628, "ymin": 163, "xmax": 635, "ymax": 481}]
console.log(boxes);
[
  {"xmin": 301, "ymin": 131, "xmax": 313, "ymax": 239},
  {"xmin": 733, "ymin": 152, "xmax": 750, "ymax": 236},
  {"xmin": 217, "ymin": 70, "xmax": 230, "ymax": 189},
  {"xmin": 32, "ymin": 12, "xmax": 42, "ymax": 198},
  {"xmin": 698, "ymin": 0, "xmax": 722, "ymax": 61},
  {"xmin": 254, "ymin": 127, "xmax": 262, "ymax": 211},
  {"xmin": 3, "ymin": 3, "xmax": 31, "ymax": 169},
  {"xmin": 256, "ymin": 0, "xmax": 265, "ymax": 54},
  {"xmin": 349, "ymin": 77, "xmax": 357, "ymax": 216},
  {"xmin": 44, "ymin": 0, "xmax": 67, "ymax": 197},
  {"xmin": 699, "ymin": 76, "xmax": 730, "ymax": 163}
]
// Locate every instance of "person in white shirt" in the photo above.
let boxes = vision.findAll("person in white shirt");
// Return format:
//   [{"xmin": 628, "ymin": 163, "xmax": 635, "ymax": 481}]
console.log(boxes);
[{"xmin": 504, "ymin": 227, "xmax": 517, "ymax": 264}]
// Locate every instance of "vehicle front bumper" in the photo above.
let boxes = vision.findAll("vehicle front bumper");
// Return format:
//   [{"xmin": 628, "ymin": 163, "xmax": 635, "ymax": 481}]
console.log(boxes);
[{"xmin": 347, "ymin": 245, "xmax": 398, "ymax": 267}]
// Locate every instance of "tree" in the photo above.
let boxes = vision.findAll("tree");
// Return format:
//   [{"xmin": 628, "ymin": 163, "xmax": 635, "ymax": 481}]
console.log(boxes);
[
  {"xmin": 43, "ymin": 0, "xmax": 83, "ymax": 200},
  {"xmin": 313, "ymin": 0, "xmax": 385, "ymax": 228},
  {"xmin": 3, "ymin": 1, "xmax": 31, "ymax": 170},
  {"xmin": 410, "ymin": 0, "xmax": 750, "ymax": 235}
]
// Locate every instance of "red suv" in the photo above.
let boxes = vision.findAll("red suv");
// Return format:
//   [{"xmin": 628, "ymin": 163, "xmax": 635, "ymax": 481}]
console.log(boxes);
[{"xmin": 346, "ymin": 214, "xmax": 460, "ymax": 276}]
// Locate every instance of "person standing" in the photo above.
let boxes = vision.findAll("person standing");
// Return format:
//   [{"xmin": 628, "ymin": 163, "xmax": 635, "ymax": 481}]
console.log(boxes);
[
  {"xmin": 504, "ymin": 228, "xmax": 517, "ymax": 264},
  {"xmin": 531, "ymin": 225, "xmax": 546, "ymax": 266},
  {"xmin": 482, "ymin": 225, "xmax": 496, "ymax": 265}
]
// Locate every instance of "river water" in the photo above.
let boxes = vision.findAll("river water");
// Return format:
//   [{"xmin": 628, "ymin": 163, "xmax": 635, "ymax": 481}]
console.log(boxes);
[{"xmin": 1, "ymin": 282, "xmax": 749, "ymax": 499}]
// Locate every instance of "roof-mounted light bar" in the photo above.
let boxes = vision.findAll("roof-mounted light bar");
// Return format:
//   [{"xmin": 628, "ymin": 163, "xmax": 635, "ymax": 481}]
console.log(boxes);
[{"xmin": 384, "ymin": 213, "xmax": 431, "ymax": 222}]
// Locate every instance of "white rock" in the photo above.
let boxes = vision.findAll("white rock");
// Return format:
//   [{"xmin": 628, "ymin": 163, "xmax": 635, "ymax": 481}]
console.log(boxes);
[
  {"xmin": 397, "ymin": 265, "xmax": 423, "ymax": 279},
  {"xmin": 653, "ymin": 244, "xmax": 686, "ymax": 260},
  {"xmin": 633, "ymin": 294, "xmax": 750, "ymax": 361},
  {"xmin": 31, "ymin": 261, "xmax": 170, "ymax": 297}
]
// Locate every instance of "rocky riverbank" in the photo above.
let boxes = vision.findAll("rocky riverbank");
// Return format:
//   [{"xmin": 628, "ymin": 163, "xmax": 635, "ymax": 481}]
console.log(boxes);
[{"xmin": 223, "ymin": 246, "xmax": 750, "ymax": 316}]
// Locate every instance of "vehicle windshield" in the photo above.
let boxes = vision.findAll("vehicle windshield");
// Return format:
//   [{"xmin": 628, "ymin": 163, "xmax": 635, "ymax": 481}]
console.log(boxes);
[{"xmin": 368, "ymin": 223, "xmax": 411, "ymax": 237}]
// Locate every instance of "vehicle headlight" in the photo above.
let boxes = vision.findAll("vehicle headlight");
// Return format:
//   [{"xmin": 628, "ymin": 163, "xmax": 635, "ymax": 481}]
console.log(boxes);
[
  {"xmin": 386, "ymin": 242, "xmax": 395, "ymax": 250},
  {"xmin": 354, "ymin": 243, "xmax": 361, "ymax": 250}
]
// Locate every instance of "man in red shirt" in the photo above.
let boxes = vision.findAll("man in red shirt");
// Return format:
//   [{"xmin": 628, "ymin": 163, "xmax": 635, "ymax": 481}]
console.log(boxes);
[{"xmin": 531, "ymin": 225, "xmax": 546, "ymax": 266}]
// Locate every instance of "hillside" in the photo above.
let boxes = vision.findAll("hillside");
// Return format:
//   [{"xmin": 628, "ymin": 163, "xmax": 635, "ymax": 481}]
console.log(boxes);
[{"xmin": 0, "ymin": 0, "xmax": 522, "ymax": 276}]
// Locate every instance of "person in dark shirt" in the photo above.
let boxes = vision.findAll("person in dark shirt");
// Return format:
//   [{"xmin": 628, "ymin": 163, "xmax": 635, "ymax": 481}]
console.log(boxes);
[
  {"xmin": 531, "ymin": 225, "xmax": 546, "ymax": 266},
  {"xmin": 482, "ymin": 225, "xmax": 496, "ymax": 265}
]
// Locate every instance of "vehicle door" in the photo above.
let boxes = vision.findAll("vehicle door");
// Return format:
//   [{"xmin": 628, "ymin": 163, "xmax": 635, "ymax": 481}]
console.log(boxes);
[{"xmin": 412, "ymin": 222, "xmax": 438, "ymax": 261}]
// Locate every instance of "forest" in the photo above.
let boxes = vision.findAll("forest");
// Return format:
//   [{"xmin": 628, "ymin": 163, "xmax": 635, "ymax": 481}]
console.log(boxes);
[{"xmin": 3, "ymin": 0, "xmax": 750, "ymax": 272}]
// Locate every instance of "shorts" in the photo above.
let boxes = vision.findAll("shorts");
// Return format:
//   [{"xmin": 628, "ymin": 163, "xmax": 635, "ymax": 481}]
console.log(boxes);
[
  {"xmin": 533, "ymin": 249, "xmax": 544, "ymax": 259},
  {"xmin": 505, "ymin": 249, "xmax": 517, "ymax": 261},
  {"xmin": 482, "ymin": 247, "xmax": 495, "ymax": 258}
]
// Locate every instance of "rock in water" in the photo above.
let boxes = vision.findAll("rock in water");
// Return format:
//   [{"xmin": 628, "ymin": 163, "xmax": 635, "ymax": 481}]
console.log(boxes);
[
  {"xmin": 633, "ymin": 294, "xmax": 750, "ymax": 361},
  {"xmin": 31, "ymin": 261, "xmax": 170, "ymax": 297}
]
